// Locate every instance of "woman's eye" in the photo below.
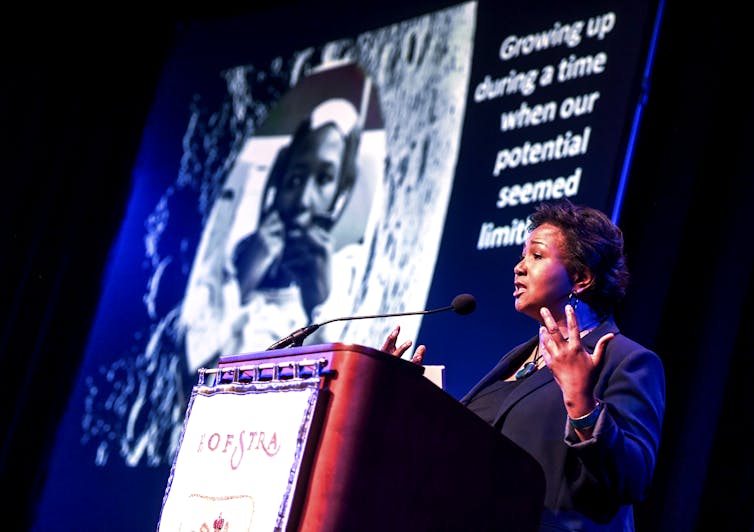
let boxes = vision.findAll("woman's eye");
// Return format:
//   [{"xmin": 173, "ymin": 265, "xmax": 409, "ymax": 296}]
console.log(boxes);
[
  {"xmin": 284, "ymin": 170, "xmax": 305, "ymax": 187},
  {"xmin": 316, "ymin": 170, "xmax": 336, "ymax": 185}
]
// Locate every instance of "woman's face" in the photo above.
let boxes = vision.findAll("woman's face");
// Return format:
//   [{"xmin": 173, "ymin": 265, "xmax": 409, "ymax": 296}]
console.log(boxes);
[
  {"xmin": 512, "ymin": 223, "xmax": 574, "ymax": 323},
  {"xmin": 275, "ymin": 125, "xmax": 345, "ymax": 232}
]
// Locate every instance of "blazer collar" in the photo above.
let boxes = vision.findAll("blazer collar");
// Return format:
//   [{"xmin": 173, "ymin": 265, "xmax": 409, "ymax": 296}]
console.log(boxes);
[{"xmin": 580, "ymin": 315, "xmax": 619, "ymax": 351}]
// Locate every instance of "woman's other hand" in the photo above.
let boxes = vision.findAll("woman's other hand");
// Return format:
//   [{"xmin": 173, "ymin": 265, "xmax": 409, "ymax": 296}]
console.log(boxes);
[{"xmin": 381, "ymin": 325, "xmax": 426, "ymax": 364}]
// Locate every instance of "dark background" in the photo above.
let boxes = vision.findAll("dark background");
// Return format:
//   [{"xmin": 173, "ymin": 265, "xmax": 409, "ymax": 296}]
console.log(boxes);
[{"xmin": 2, "ymin": 1, "xmax": 753, "ymax": 530}]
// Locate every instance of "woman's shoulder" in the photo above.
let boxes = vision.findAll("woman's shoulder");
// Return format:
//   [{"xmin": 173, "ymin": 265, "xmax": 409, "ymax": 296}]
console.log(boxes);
[
  {"xmin": 593, "ymin": 318, "xmax": 658, "ymax": 356},
  {"xmin": 603, "ymin": 330, "xmax": 665, "ymax": 382}
]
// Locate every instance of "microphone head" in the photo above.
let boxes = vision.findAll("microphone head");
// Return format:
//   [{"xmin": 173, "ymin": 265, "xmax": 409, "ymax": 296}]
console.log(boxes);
[{"xmin": 451, "ymin": 293, "xmax": 476, "ymax": 315}]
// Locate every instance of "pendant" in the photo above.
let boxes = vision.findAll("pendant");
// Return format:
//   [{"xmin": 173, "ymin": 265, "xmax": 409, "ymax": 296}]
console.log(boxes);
[{"xmin": 515, "ymin": 361, "xmax": 537, "ymax": 380}]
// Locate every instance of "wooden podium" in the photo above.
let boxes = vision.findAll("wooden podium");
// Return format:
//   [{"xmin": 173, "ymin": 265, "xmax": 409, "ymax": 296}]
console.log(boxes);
[{"xmin": 209, "ymin": 343, "xmax": 545, "ymax": 531}]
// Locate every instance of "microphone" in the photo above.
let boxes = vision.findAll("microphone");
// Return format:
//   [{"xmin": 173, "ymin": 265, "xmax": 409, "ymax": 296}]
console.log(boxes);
[{"xmin": 266, "ymin": 293, "xmax": 477, "ymax": 350}]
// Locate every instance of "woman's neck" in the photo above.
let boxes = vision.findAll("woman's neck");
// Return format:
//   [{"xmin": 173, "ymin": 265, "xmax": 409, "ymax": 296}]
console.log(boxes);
[
  {"xmin": 550, "ymin": 302, "xmax": 604, "ymax": 338},
  {"xmin": 574, "ymin": 303, "xmax": 604, "ymax": 333}
]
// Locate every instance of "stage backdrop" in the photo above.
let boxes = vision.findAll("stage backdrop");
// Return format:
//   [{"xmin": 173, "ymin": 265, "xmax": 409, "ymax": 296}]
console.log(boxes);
[{"xmin": 35, "ymin": 1, "xmax": 663, "ymax": 529}]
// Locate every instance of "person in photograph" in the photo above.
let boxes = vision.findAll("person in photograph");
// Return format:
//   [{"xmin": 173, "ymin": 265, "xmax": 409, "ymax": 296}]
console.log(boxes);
[
  {"xmin": 228, "ymin": 96, "xmax": 365, "ymax": 349},
  {"xmin": 232, "ymin": 99, "xmax": 360, "ymax": 321},
  {"xmin": 179, "ymin": 63, "xmax": 384, "ymax": 375}
]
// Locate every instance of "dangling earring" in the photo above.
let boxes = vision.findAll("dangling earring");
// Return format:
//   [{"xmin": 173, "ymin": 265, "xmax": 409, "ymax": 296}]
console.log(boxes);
[{"xmin": 568, "ymin": 291, "xmax": 579, "ymax": 311}]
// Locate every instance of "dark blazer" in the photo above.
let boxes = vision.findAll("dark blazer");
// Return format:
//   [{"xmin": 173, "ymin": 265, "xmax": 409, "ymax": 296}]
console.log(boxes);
[{"xmin": 461, "ymin": 317, "xmax": 665, "ymax": 531}]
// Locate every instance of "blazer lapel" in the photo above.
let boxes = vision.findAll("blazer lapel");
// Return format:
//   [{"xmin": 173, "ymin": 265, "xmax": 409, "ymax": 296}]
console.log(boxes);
[
  {"xmin": 491, "ymin": 361, "xmax": 554, "ymax": 426},
  {"xmin": 460, "ymin": 337, "xmax": 538, "ymax": 404}
]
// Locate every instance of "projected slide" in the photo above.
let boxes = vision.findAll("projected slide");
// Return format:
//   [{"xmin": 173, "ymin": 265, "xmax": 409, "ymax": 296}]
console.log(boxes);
[{"xmin": 35, "ymin": 1, "xmax": 661, "ymax": 530}]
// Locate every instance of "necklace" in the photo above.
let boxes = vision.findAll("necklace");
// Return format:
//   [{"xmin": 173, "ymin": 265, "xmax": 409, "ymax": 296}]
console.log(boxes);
[
  {"xmin": 514, "ymin": 345, "xmax": 542, "ymax": 380},
  {"xmin": 513, "ymin": 316, "xmax": 605, "ymax": 380}
]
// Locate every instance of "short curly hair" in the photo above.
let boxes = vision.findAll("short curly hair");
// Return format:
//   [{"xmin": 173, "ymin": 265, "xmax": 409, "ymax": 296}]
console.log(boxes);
[{"xmin": 527, "ymin": 199, "xmax": 630, "ymax": 316}]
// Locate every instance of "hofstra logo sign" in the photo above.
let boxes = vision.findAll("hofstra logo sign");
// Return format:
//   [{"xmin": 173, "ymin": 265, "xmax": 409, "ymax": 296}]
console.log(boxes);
[{"xmin": 196, "ymin": 430, "xmax": 281, "ymax": 469}]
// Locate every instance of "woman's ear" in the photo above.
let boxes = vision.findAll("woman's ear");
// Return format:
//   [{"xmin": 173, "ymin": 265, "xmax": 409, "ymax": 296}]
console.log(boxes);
[{"xmin": 571, "ymin": 270, "xmax": 594, "ymax": 295}]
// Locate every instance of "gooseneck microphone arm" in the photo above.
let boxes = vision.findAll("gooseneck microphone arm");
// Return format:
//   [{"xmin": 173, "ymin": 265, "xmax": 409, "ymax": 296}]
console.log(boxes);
[{"xmin": 265, "ymin": 293, "xmax": 476, "ymax": 350}]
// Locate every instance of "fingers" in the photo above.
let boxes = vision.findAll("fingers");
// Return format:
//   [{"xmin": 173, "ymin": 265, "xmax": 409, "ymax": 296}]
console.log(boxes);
[
  {"xmin": 381, "ymin": 326, "xmax": 401, "ymax": 352},
  {"xmin": 392, "ymin": 340, "xmax": 414, "ymax": 359},
  {"xmin": 539, "ymin": 305, "xmax": 582, "ymax": 366},
  {"xmin": 411, "ymin": 345, "xmax": 426, "ymax": 364},
  {"xmin": 565, "ymin": 304, "xmax": 580, "ymax": 340},
  {"xmin": 382, "ymin": 326, "xmax": 413, "ymax": 357},
  {"xmin": 382, "ymin": 326, "xmax": 425, "ymax": 364},
  {"xmin": 286, "ymin": 221, "xmax": 333, "ymax": 253},
  {"xmin": 592, "ymin": 332, "xmax": 614, "ymax": 366},
  {"xmin": 539, "ymin": 307, "xmax": 561, "ymax": 339},
  {"xmin": 538, "ymin": 308, "xmax": 563, "ymax": 363},
  {"xmin": 540, "ymin": 305, "xmax": 581, "ymax": 342},
  {"xmin": 288, "ymin": 228, "xmax": 331, "ymax": 260},
  {"xmin": 259, "ymin": 210, "xmax": 285, "ymax": 239}
]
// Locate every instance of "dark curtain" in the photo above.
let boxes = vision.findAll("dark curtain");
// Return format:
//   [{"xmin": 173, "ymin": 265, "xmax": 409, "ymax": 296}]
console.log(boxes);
[
  {"xmin": 2, "ymin": 3, "xmax": 753, "ymax": 531},
  {"xmin": 620, "ymin": 2, "xmax": 754, "ymax": 529}
]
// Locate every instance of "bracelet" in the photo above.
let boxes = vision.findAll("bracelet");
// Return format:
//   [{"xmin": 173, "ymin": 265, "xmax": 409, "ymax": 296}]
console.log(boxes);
[{"xmin": 568, "ymin": 401, "xmax": 602, "ymax": 430}]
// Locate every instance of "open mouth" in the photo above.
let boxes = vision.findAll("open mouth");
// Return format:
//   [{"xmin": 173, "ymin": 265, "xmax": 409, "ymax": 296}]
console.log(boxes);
[{"xmin": 513, "ymin": 283, "xmax": 525, "ymax": 297}]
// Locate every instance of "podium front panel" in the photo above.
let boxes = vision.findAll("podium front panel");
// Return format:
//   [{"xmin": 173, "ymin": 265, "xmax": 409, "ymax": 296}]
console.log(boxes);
[
  {"xmin": 158, "ymin": 378, "xmax": 321, "ymax": 531},
  {"xmin": 164, "ymin": 343, "xmax": 546, "ymax": 531}
]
